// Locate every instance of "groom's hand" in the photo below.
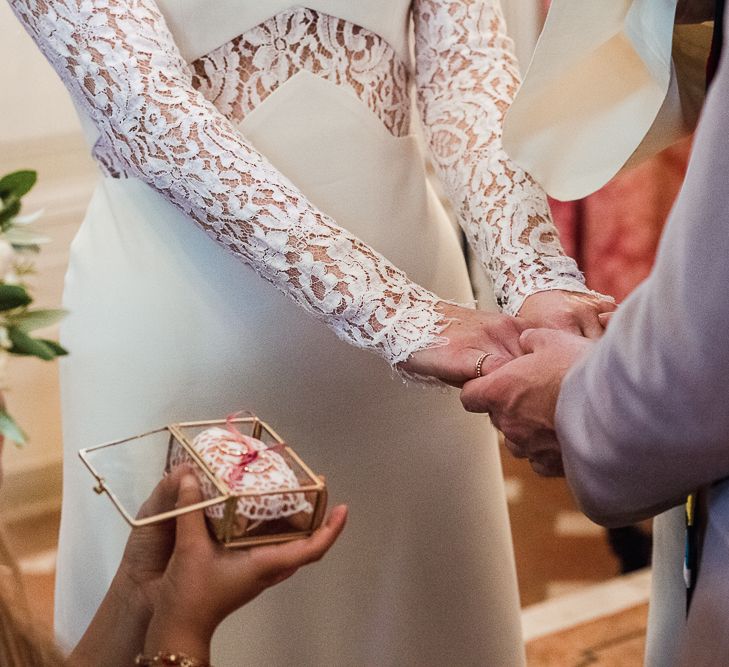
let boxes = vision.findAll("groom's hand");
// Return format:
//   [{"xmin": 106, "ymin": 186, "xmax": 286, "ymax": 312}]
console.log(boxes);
[{"xmin": 460, "ymin": 329, "xmax": 593, "ymax": 476}]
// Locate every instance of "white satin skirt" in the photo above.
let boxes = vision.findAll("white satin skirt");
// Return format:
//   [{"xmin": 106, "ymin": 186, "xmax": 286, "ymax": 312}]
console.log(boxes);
[{"xmin": 55, "ymin": 72, "xmax": 525, "ymax": 666}]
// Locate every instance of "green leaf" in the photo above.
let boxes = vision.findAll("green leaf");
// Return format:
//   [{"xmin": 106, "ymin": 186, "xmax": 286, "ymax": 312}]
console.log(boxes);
[
  {"xmin": 0, "ymin": 285, "xmax": 32, "ymax": 311},
  {"xmin": 36, "ymin": 338, "xmax": 68, "ymax": 356},
  {"xmin": 0, "ymin": 171, "xmax": 37, "ymax": 199},
  {"xmin": 0, "ymin": 197, "xmax": 21, "ymax": 226},
  {"xmin": 0, "ymin": 409, "xmax": 27, "ymax": 446},
  {"xmin": 4, "ymin": 227, "xmax": 50, "ymax": 246},
  {"xmin": 7, "ymin": 327, "xmax": 56, "ymax": 360},
  {"xmin": 11, "ymin": 308, "xmax": 67, "ymax": 333}
]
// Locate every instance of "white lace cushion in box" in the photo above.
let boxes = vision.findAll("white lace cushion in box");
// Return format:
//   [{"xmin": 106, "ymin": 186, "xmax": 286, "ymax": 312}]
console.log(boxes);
[{"xmin": 168, "ymin": 427, "xmax": 313, "ymax": 523}]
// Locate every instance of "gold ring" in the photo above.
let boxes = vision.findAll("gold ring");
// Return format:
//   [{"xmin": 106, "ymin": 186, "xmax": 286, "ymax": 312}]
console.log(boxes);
[{"xmin": 475, "ymin": 352, "xmax": 494, "ymax": 378}]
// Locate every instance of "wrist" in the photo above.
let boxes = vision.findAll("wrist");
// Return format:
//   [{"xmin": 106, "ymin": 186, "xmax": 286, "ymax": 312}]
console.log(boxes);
[
  {"xmin": 434, "ymin": 300, "xmax": 470, "ymax": 319},
  {"xmin": 109, "ymin": 566, "xmax": 155, "ymax": 619},
  {"xmin": 144, "ymin": 609, "xmax": 215, "ymax": 662},
  {"xmin": 399, "ymin": 302, "xmax": 455, "ymax": 368},
  {"xmin": 381, "ymin": 293, "xmax": 456, "ymax": 366}
]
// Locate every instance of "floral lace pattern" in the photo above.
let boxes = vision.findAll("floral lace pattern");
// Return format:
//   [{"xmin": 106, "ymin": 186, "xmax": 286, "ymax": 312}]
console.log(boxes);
[
  {"xmin": 9, "ymin": 0, "xmax": 447, "ymax": 365},
  {"xmin": 168, "ymin": 427, "xmax": 312, "ymax": 521},
  {"xmin": 191, "ymin": 7, "xmax": 411, "ymax": 139},
  {"xmin": 9, "ymin": 0, "xmax": 591, "ymax": 368},
  {"xmin": 413, "ymin": 0, "xmax": 591, "ymax": 313}
]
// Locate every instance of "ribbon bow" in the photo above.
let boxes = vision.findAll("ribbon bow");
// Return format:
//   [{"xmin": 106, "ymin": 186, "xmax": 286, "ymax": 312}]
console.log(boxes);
[{"xmin": 223, "ymin": 412, "xmax": 285, "ymax": 485}]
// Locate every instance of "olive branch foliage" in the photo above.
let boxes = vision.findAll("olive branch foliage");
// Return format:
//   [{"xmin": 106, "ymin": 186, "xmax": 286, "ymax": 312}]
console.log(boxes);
[{"xmin": 0, "ymin": 169, "xmax": 67, "ymax": 444}]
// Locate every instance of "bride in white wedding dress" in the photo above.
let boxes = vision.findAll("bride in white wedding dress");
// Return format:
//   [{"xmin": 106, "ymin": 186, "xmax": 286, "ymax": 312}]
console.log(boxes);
[{"xmin": 10, "ymin": 1, "xmax": 612, "ymax": 665}]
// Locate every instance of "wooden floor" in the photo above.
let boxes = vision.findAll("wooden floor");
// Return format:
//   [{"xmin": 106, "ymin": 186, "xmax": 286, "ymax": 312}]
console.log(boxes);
[
  {"xmin": 527, "ymin": 604, "xmax": 648, "ymax": 666},
  {"xmin": 501, "ymin": 448, "xmax": 622, "ymax": 607}
]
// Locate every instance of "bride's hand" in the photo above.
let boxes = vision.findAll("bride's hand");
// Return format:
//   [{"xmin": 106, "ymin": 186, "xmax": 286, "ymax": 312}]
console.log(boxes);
[
  {"xmin": 517, "ymin": 290, "xmax": 616, "ymax": 339},
  {"xmin": 399, "ymin": 303, "xmax": 527, "ymax": 387}
]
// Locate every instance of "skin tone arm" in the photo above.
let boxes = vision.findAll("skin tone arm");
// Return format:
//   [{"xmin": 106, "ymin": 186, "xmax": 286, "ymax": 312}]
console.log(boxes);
[
  {"xmin": 143, "ymin": 477, "xmax": 347, "ymax": 662},
  {"xmin": 517, "ymin": 291, "xmax": 614, "ymax": 338},
  {"xmin": 68, "ymin": 469, "xmax": 185, "ymax": 667},
  {"xmin": 68, "ymin": 569, "xmax": 153, "ymax": 667},
  {"xmin": 10, "ymin": 0, "xmax": 612, "ymax": 394},
  {"xmin": 401, "ymin": 290, "xmax": 615, "ymax": 388},
  {"xmin": 410, "ymin": 0, "xmax": 615, "ymax": 352},
  {"xmin": 69, "ymin": 468, "xmax": 347, "ymax": 666},
  {"xmin": 401, "ymin": 302, "xmax": 528, "ymax": 385}
]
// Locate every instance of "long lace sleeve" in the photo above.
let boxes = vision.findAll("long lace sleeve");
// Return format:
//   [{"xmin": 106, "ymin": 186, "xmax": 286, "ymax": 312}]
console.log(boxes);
[
  {"xmin": 8, "ymin": 0, "xmax": 447, "ymax": 365},
  {"xmin": 413, "ymin": 0, "xmax": 595, "ymax": 315}
]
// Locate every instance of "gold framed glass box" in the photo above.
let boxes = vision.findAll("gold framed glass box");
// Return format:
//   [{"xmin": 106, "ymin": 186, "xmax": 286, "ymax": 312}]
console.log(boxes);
[{"xmin": 78, "ymin": 415, "xmax": 327, "ymax": 548}]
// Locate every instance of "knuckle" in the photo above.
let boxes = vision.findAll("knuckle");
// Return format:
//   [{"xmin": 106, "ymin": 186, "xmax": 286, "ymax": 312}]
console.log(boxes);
[
  {"xmin": 461, "ymin": 387, "xmax": 490, "ymax": 413},
  {"xmin": 463, "ymin": 399, "xmax": 487, "ymax": 414},
  {"xmin": 482, "ymin": 314, "xmax": 510, "ymax": 336},
  {"xmin": 519, "ymin": 328, "xmax": 534, "ymax": 344},
  {"xmin": 499, "ymin": 316, "xmax": 519, "ymax": 333}
]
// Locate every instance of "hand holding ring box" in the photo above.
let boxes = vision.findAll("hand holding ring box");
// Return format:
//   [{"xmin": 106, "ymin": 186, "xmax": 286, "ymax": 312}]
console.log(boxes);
[{"xmin": 79, "ymin": 413, "xmax": 327, "ymax": 548}]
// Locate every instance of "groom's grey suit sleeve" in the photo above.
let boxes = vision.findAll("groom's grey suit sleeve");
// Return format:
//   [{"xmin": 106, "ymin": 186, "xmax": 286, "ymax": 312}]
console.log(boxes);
[{"xmin": 554, "ymin": 34, "xmax": 729, "ymax": 529}]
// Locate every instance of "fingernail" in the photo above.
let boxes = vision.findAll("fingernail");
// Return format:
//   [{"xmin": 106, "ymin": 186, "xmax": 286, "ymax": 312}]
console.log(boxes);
[
  {"xmin": 331, "ymin": 505, "xmax": 348, "ymax": 522},
  {"xmin": 181, "ymin": 474, "xmax": 197, "ymax": 490}
]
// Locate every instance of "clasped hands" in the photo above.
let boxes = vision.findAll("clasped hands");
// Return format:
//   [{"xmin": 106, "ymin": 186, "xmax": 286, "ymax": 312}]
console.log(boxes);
[{"xmin": 401, "ymin": 290, "xmax": 615, "ymax": 476}]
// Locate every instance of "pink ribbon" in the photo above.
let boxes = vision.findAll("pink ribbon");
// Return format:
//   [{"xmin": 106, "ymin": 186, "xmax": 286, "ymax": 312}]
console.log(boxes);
[{"xmin": 223, "ymin": 412, "xmax": 286, "ymax": 485}]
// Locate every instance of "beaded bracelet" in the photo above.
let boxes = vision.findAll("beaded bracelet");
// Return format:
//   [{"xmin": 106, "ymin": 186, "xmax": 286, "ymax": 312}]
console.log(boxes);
[{"xmin": 134, "ymin": 652, "xmax": 211, "ymax": 667}]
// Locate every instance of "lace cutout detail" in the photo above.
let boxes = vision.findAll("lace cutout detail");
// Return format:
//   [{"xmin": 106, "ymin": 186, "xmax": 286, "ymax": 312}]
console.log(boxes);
[
  {"xmin": 9, "ymin": 0, "xmax": 445, "ymax": 365},
  {"xmin": 10, "ymin": 0, "xmax": 592, "ymax": 370},
  {"xmin": 190, "ymin": 7, "xmax": 411, "ymax": 138},
  {"xmin": 413, "ymin": 0, "xmax": 592, "ymax": 313},
  {"xmin": 168, "ymin": 428, "xmax": 312, "ymax": 522}
]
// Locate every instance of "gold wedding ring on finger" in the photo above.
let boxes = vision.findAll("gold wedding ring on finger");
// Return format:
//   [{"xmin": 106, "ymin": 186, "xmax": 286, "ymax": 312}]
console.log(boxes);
[{"xmin": 475, "ymin": 352, "xmax": 495, "ymax": 378}]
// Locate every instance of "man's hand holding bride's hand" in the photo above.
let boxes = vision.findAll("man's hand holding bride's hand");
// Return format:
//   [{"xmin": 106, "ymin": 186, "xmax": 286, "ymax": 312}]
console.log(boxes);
[
  {"xmin": 517, "ymin": 290, "xmax": 616, "ymax": 339},
  {"xmin": 399, "ymin": 302, "xmax": 528, "ymax": 387},
  {"xmin": 460, "ymin": 328, "xmax": 594, "ymax": 476}
]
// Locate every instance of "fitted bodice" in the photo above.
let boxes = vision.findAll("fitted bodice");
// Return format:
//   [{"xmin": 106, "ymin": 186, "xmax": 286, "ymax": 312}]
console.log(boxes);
[
  {"xmin": 10, "ymin": 0, "xmax": 594, "ymax": 365},
  {"xmin": 154, "ymin": 0, "xmax": 413, "ymax": 65},
  {"xmin": 75, "ymin": 2, "xmax": 414, "ymax": 160}
]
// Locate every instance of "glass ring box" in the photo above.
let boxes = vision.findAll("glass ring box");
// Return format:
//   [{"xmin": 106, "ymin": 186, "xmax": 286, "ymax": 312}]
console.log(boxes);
[{"xmin": 78, "ymin": 415, "xmax": 327, "ymax": 548}]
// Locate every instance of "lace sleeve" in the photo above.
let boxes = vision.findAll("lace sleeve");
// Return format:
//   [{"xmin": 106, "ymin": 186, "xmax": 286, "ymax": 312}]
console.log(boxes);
[
  {"xmin": 413, "ymin": 0, "xmax": 595, "ymax": 315},
  {"xmin": 8, "ymin": 0, "xmax": 446, "ymax": 365}
]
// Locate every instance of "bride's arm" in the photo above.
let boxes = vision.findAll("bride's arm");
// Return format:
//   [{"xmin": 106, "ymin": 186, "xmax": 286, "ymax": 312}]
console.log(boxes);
[
  {"xmin": 413, "ymin": 0, "xmax": 614, "ymax": 333},
  {"xmin": 8, "ymin": 0, "xmax": 448, "ymax": 366}
]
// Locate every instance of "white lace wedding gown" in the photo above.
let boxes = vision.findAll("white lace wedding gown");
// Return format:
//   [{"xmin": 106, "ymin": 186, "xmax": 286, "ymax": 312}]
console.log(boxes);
[{"xmin": 11, "ymin": 1, "xmax": 591, "ymax": 665}]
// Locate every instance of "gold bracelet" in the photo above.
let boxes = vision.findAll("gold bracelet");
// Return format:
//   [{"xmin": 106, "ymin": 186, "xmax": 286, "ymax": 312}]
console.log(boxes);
[{"xmin": 134, "ymin": 652, "xmax": 212, "ymax": 667}]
